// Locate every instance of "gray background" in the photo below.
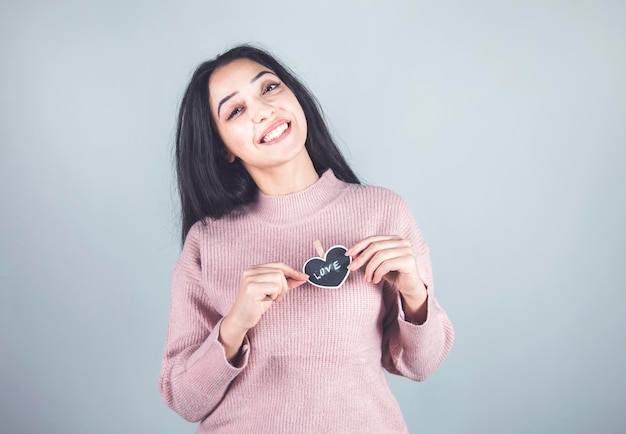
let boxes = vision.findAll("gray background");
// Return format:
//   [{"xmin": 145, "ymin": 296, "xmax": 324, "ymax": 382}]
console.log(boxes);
[{"xmin": 1, "ymin": 0, "xmax": 625, "ymax": 433}]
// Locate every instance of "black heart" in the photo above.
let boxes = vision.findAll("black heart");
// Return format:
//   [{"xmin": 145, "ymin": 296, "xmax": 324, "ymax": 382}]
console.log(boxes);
[{"xmin": 303, "ymin": 245, "xmax": 352, "ymax": 289}]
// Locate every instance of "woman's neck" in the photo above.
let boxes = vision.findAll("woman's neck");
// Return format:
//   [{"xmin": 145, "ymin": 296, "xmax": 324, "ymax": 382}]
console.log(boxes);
[{"xmin": 246, "ymin": 153, "xmax": 320, "ymax": 196}]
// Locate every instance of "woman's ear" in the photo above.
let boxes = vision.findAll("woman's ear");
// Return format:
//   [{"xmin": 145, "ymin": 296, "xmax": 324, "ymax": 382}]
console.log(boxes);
[{"xmin": 221, "ymin": 147, "xmax": 236, "ymax": 163}]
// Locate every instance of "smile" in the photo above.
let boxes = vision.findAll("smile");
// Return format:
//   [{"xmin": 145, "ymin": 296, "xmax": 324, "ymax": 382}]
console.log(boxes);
[{"xmin": 260, "ymin": 122, "xmax": 290, "ymax": 143}]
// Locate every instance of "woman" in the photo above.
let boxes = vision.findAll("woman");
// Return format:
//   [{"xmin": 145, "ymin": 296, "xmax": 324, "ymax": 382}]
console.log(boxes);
[{"xmin": 159, "ymin": 45, "xmax": 454, "ymax": 433}]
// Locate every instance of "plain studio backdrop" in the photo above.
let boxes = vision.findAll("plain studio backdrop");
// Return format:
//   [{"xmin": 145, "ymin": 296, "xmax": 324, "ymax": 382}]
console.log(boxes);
[{"xmin": 1, "ymin": 1, "xmax": 624, "ymax": 433}]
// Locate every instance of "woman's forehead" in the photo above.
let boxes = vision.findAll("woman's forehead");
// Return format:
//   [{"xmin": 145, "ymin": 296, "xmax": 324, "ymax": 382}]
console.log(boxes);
[
  {"xmin": 211, "ymin": 59, "xmax": 275, "ymax": 91},
  {"xmin": 209, "ymin": 59, "xmax": 275, "ymax": 103}
]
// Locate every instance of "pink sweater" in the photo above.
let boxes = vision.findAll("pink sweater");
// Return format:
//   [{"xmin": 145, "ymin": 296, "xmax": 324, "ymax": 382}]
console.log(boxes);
[{"xmin": 159, "ymin": 170, "xmax": 454, "ymax": 433}]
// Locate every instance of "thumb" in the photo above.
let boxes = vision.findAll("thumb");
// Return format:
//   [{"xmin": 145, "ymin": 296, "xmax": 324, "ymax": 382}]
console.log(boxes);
[{"xmin": 287, "ymin": 275, "xmax": 309, "ymax": 289}]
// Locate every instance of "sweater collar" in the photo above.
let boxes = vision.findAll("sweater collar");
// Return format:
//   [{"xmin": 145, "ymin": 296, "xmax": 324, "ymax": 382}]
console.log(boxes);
[{"xmin": 249, "ymin": 169, "xmax": 348, "ymax": 225}]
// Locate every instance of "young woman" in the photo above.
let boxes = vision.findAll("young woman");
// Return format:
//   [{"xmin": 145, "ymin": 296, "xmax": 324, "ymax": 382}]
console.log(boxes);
[{"xmin": 159, "ymin": 45, "xmax": 454, "ymax": 433}]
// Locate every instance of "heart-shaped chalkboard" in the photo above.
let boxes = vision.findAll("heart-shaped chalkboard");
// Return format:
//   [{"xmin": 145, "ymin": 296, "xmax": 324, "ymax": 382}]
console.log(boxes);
[{"xmin": 303, "ymin": 245, "xmax": 352, "ymax": 289}]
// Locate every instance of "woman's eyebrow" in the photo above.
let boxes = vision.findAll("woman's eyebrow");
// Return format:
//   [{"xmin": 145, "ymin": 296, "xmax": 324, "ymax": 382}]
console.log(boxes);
[
  {"xmin": 217, "ymin": 92, "xmax": 236, "ymax": 118},
  {"xmin": 250, "ymin": 70, "xmax": 275, "ymax": 83},
  {"xmin": 217, "ymin": 70, "xmax": 277, "ymax": 118}
]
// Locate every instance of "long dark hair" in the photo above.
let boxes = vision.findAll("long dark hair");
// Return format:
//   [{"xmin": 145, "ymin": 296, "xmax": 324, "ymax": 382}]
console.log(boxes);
[{"xmin": 176, "ymin": 45, "xmax": 360, "ymax": 244}]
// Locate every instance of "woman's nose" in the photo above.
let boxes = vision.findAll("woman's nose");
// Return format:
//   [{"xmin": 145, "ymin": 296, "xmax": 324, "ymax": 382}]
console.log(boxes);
[{"xmin": 251, "ymin": 99, "xmax": 275, "ymax": 124}]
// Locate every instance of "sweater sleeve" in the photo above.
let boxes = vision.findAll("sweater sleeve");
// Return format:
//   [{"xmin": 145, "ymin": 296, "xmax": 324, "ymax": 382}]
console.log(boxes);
[
  {"xmin": 159, "ymin": 224, "xmax": 250, "ymax": 422},
  {"xmin": 380, "ymin": 195, "xmax": 455, "ymax": 381}
]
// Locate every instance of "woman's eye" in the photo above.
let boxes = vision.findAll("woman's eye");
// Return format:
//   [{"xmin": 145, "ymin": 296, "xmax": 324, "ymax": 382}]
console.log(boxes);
[
  {"xmin": 263, "ymin": 82, "xmax": 280, "ymax": 94},
  {"xmin": 227, "ymin": 106, "xmax": 243, "ymax": 120}
]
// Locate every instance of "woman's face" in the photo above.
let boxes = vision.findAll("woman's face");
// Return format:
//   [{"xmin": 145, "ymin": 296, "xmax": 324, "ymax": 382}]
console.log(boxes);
[{"xmin": 208, "ymin": 58, "xmax": 308, "ymax": 176}]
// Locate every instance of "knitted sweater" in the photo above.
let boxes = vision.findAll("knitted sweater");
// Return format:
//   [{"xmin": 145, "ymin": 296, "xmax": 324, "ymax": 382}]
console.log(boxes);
[{"xmin": 159, "ymin": 170, "xmax": 454, "ymax": 433}]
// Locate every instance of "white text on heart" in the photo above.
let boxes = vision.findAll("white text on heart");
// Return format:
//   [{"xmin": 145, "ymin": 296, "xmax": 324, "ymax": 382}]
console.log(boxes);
[{"xmin": 313, "ymin": 260, "xmax": 341, "ymax": 280}]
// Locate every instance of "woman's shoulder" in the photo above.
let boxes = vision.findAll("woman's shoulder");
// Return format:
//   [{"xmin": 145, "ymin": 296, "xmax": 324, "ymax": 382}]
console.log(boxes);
[
  {"xmin": 186, "ymin": 208, "xmax": 249, "ymax": 238},
  {"xmin": 343, "ymin": 180, "xmax": 410, "ymax": 210}
]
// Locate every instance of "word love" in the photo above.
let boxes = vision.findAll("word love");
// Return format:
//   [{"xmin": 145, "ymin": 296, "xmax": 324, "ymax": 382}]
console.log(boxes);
[
  {"xmin": 312, "ymin": 261, "xmax": 341, "ymax": 280},
  {"xmin": 303, "ymin": 245, "xmax": 351, "ymax": 289}
]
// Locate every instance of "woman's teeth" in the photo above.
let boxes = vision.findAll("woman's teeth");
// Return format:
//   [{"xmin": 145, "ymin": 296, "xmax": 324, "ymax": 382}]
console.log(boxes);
[{"xmin": 261, "ymin": 123, "xmax": 288, "ymax": 143}]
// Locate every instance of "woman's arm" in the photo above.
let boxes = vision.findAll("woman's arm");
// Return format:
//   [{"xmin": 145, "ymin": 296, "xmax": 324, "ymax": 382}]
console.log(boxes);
[
  {"xmin": 159, "ymin": 225, "xmax": 308, "ymax": 422},
  {"xmin": 159, "ymin": 226, "xmax": 249, "ymax": 422},
  {"xmin": 347, "ymin": 195, "xmax": 454, "ymax": 381}
]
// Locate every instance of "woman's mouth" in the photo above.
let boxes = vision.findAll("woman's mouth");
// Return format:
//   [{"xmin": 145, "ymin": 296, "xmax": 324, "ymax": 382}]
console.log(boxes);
[{"xmin": 260, "ymin": 122, "xmax": 290, "ymax": 143}]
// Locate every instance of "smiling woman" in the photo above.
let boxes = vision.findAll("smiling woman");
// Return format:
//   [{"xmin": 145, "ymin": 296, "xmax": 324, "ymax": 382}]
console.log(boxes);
[
  {"xmin": 172, "ymin": 46, "xmax": 360, "ymax": 240},
  {"xmin": 208, "ymin": 58, "xmax": 313, "ymax": 193},
  {"xmin": 159, "ymin": 45, "xmax": 454, "ymax": 434}
]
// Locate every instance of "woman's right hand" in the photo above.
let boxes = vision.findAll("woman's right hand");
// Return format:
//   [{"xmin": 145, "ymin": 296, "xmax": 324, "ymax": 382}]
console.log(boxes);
[{"xmin": 219, "ymin": 263, "xmax": 308, "ymax": 361}]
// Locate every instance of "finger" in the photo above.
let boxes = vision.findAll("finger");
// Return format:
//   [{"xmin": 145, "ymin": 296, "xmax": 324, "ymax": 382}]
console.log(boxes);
[
  {"xmin": 370, "ymin": 255, "xmax": 415, "ymax": 284},
  {"xmin": 349, "ymin": 238, "xmax": 409, "ymax": 271},
  {"xmin": 349, "ymin": 237, "xmax": 406, "ymax": 262},
  {"xmin": 242, "ymin": 271, "xmax": 287, "ymax": 295},
  {"xmin": 246, "ymin": 281, "xmax": 285, "ymax": 301},
  {"xmin": 276, "ymin": 276, "xmax": 310, "ymax": 301},
  {"xmin": 346, "ymin": 235, "xmax": 399, "ymax": 257},
  {"xmin": 286, "ymin": 277, "xmax": 308, "ymax": 289},
  {"xmin": 260, "ymin": 263, "xmax": 306, "ymax": 296},
  {"xmin": 254, "ymin": 262, "xmax": 309, "ymax": 282},
  {"xmin": 363, "ymin": 248, "xmax": 411, "ymax": 282},
  {"xmin": 245, "ymin": 265, "xmax": 301, "ymax": 290},
  {"xmin": 266, "ymin": 265, "xmax": 293, "ymax": 300}
]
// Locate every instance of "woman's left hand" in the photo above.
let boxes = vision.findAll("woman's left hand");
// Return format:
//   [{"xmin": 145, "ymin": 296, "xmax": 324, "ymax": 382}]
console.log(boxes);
[{"xmin": 346, "ymin": 235, "xmax": 427, "ymax": 302}]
